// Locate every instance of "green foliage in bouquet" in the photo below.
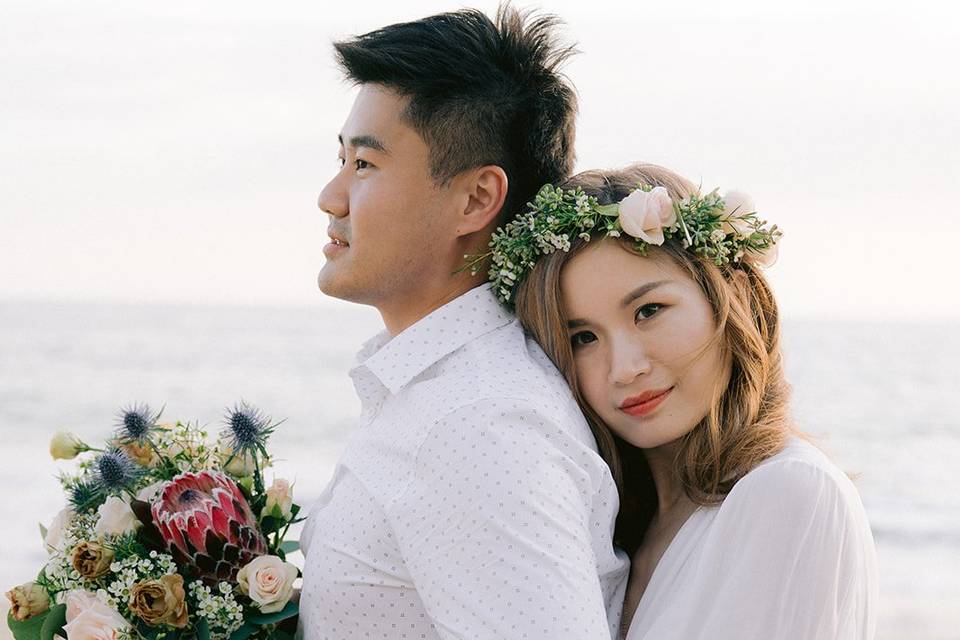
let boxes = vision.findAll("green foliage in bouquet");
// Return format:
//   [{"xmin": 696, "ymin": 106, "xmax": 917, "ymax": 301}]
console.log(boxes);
[{"xmin": 6, "ymin": 403, "xmax": 304, "ymax": 640}]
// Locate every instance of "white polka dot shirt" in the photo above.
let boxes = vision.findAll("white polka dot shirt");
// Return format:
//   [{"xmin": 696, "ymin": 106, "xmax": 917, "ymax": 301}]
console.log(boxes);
[{"xmin": 297, "ymin": 285, "xmax": 629, "ymax": 639}]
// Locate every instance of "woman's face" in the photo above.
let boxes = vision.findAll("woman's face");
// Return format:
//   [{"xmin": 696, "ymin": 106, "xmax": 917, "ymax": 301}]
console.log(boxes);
[{"xmin": 560, "ymin": 239, "xmax": 728, "ymax": 451}]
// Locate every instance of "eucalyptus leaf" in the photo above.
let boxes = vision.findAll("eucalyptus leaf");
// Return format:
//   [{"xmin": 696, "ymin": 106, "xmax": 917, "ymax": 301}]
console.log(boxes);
[
  {"xmin": 246, "ymin": 602, "xmax": 298, "ymax": 625},
  {"xmin": 39, "ymin": 603, "xmax": 66, "ymax": 640},
  {"xmin": 279, "ymin": 540, "xmax": 300, "ymax": 554},
  {"xmin": 8, "ymin": 609, "xmax": 49, "ymax": 640},
  {"xmin": 196, "ymin": 618, "xmax": 210, "ymax": 640},
  {"xmin": 227, "ymin": 622, "xmax": 258, "ymax": 640}
]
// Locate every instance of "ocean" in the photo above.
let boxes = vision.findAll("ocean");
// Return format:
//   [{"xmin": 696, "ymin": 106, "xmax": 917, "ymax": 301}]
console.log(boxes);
[{"xmin": 1, "ymin": 300, "xmax": 957, "ymax": 639}]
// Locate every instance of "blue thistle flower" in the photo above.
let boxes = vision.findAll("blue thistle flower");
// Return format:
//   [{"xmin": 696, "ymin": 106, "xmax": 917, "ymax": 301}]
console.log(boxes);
[
  {"xmin": 67, "ymin": 477, "xmax": 106, "ymax": 513},
  {"xmin": 115, "ymin": 403, "xmax": 160, "ymax": 443},
  {"xmin": 222, "ymin": 401, "xmax": 275, "ymax": 455},
  {"xmin": 92, "ymin": 449, "xmax": 142, "ymax": 493}
]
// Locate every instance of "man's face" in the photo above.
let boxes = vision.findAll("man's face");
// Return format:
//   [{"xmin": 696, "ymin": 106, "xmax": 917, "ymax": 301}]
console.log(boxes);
[{"xmin": 317, "ymin": 84, "xmax": 452, "ymax": 307}]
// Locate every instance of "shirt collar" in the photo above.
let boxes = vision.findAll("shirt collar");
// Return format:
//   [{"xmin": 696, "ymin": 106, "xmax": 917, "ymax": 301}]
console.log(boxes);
[{"xmin": 351, "ymin": 285, "xmax": 514, "ymax": 396}]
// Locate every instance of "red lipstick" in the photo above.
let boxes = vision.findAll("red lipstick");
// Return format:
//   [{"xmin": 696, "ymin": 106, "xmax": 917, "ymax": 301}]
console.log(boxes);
[{"xmin": 619, "ymin": 387, "xmax": 673, "ymax": 417}]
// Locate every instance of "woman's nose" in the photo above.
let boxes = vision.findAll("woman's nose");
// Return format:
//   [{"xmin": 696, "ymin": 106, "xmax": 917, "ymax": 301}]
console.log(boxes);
[{"xmin": 608, "ymin": 341, "xmax": 652, "ymax": 386}]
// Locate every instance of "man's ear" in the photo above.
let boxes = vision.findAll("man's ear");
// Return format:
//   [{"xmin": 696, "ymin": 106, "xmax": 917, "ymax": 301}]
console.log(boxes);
[{"xmin": 454, "ymin": 165, "xmax": 508, "ymax": 237}]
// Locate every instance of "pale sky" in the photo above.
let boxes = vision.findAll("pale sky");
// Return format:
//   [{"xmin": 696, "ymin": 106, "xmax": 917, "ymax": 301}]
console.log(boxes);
[{"xmin": 1, "ymin": 0, "xmax": 958, "ymax": 320}]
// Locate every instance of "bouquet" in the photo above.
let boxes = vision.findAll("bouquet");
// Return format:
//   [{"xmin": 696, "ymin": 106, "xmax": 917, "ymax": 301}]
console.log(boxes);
[{"xmin": 5, "ymin": 402, "xmax": 303, "ymax": 640}]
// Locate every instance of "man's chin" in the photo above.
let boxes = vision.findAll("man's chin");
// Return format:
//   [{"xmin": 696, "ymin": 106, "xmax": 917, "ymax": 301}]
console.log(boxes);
[{"xmin": 317, "ymin": 266, "xmax": 361, "ymax": 303}]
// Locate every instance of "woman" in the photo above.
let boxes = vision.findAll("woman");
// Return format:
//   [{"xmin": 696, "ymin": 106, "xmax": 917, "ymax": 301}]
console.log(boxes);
[{"xmin": 469, "ymin": 163, "xmax": 879, "ymax": 638}]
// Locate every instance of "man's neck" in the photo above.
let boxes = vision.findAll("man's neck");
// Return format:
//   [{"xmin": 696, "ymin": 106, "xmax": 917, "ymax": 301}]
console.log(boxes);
[{"xmin": 378, "ymin": 276, "xmax": 486, "ymax": 336}]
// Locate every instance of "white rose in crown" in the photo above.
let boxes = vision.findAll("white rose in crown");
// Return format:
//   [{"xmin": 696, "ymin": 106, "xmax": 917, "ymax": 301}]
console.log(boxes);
[
  {"xmin": 237, "ymin": 555, "xmax": 299, "ymax": 613},
  {"xmin": 719, "ymin": 190, "xmax": 756, "ymax": 237},
  {"xmin": 617, "ymin": 186, "xmax": 677, "ymax": 245},
  {"xmin": 262, "ymin": 479, "xmax": 294, "ymax": 520},
  {"xmin": 94, "ymin": 495, "xmax": 141, "ymax": 538},
  {"xmin": 749, "ymin": 241, "xmax": 779, "ymax": 267}
]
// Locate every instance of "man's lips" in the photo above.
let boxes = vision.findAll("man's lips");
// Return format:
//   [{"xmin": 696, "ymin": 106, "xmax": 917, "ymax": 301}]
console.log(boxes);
[{"xmin": 619, "ymin": 387, "xmax": 673, "ymax": 417}]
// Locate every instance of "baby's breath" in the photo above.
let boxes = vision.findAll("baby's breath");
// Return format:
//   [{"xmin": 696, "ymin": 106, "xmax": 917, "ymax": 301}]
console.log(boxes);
[{"xmin": 188, "ymin": 580, "xmax": 245, "ymax": 639}]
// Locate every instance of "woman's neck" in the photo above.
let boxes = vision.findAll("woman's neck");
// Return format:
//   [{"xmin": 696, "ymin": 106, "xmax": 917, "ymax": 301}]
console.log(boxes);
[{"xmin": 643, "ymin": 440, "xmax": 691, "ymax": 517}]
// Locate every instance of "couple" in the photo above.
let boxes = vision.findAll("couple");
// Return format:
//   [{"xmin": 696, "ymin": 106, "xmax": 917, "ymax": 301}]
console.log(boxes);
[{"xmin": 297, "ymin": 5, "xmax": 878, "ymax": 639}]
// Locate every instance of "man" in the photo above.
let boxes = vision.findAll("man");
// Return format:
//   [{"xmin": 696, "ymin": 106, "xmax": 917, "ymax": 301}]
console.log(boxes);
[{"xmin": 298, "ymin": 6, "xmax": 629, "ymax": 639}]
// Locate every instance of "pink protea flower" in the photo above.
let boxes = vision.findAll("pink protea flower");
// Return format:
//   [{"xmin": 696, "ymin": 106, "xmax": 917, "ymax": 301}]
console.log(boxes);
[{"xmin": 152, "ymin": 470, "xmax": 267, "ymax": 583}]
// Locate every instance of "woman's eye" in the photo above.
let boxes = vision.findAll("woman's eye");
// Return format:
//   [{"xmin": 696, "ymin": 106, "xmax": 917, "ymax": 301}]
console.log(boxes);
[
  {"xmin": 635, "ymin": 303, "xmax": 663, "ymax": 321},
  {"xmin": 571, "ymin": 331, "xmax": 597, "ymax": 347},
  {"xmin": 354, "ymin": 158, "xmax": 370, "ymax": 170},
  {"xmin": 337, "ymin": 157, "xmax": 345, "ymax": 168}
]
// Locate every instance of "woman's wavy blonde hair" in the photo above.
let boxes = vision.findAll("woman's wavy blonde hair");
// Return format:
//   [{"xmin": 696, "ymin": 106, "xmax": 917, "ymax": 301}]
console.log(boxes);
[{"xmin": 514, "ymin": 162, "xmax": 794, "ymax": 553}]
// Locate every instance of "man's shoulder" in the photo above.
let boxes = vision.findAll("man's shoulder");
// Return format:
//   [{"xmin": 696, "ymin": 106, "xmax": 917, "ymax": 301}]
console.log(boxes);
[{"xmin": 409, "ymin": 318, "xmax": 584, "ymax": 427}]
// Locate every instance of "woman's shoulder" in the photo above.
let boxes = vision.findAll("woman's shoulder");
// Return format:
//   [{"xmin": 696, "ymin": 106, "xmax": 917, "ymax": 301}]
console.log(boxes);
[{"xmin": 722, "ymin": 436, "xmax": 865, "ymax": 522}]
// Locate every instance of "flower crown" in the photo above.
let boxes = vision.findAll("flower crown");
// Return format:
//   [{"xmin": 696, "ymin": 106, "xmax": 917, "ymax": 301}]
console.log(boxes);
[{"xmin": 463, "ymin": 183, "xmax": 782, "ymax": 307}]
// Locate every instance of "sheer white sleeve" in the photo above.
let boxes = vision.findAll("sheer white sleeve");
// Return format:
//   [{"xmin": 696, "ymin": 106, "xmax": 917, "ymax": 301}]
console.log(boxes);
[{"xmin": 670, "ymin": 456, "xmax": 879, "ymax": 639}]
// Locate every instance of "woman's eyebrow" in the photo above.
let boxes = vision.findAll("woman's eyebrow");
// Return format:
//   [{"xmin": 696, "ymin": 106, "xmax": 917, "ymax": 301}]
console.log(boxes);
[
  {"xmin": 566, "ymin": 280, "xmax": 673, "ymax": 329},
  {"xmin": 620, "ymin": 280, "xmax": 671, "ymax": 307}
]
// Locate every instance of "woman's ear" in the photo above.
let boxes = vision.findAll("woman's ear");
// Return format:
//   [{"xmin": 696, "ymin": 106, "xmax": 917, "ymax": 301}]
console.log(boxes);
[{"xmin": 455, "ymin": 165, "xmax": 508, "ymax": 237}]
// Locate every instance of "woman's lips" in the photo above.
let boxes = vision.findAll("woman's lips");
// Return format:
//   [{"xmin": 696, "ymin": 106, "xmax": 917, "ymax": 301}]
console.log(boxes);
[{"xmin": 619, "ymin": 387, "xmax": 673, "ymax": 417}]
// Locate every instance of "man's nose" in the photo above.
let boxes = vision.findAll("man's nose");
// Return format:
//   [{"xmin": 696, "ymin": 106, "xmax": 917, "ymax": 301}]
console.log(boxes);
[{"xmin": 318, "ymin": 171, "xmax": 348, "ymax": 218}]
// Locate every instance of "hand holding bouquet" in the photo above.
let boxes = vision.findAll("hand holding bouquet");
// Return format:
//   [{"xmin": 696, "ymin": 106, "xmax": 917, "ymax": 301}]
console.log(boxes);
[{"xmin": 6, "ymin": 402, "xmax": 303, "ymax": 640}]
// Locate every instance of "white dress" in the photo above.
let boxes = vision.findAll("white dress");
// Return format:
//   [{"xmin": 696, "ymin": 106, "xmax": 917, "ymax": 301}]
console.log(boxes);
[{"xmin": 625, "ymin": 437, "xmax": 879, "ymax": 640}]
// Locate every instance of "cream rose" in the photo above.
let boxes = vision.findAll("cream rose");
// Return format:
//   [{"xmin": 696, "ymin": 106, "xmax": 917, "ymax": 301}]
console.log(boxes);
[
  {"xmin": 719, "ymin": 190, "xmax": 756, "ymax": 237},
  {"xmin": 62, "ymin": 590, "xmax": 129, "ymax": 640},
  {"xmin": 5, "ymin": 582, "xmax": 50, "ymax": 621},
  {"xmin": 94, "ymin": 496, "xmax": 140, "ymax": 538},
  {"xmin": 217, "ymin": 440, "xmax": 258, "ymax": 477},
  {"xmin": 617, "ymin": 187, "xmax": 677, "ymax": 245},
  {"xmin": 135, "ymin": 481, "xmax": 167, "ymax": 504},
  {"xmin": 262, "ymin": 479, "xmax": 294, "ymax": 520},
  {"xmin": 50, "ymin": 430, "xmax": 86, "ymax": 461},
  {"xmin": 237, "ymin": 555, "xmax": 299, "ymax": 613},
  {"xmin": 43, "ymin": 507, "xmax": 75, "ymax": 554}
]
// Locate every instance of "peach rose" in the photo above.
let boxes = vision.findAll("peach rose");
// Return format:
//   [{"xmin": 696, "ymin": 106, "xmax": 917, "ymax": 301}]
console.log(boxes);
[
  {"xmin": 129, "ymin": 574, "xmax": 188, "ymax": 629},
  {"xmin": 71, "ymin": 540, "xmax": 115, "ymax": 580},
  {"xmin": 617, "ymin": 187, "xmax": 677, "ymax": 245},
  {"xmin": 5, "ymin": 582, "xmax": 50, "ymax": 621},
  {"xmin": 62, "ymin": 590, "xmax": 129, "ymax": 640},
  {"xmin": 121, "ymin": 441, "xmax": 159, "ymax": 467},
  {"xmin": 237, "ymin": 555, "xmax": 299, "ymax": 613},
  {"xmin": 262, "ymin": 479, "xmax": 294, "ymax": 520}
]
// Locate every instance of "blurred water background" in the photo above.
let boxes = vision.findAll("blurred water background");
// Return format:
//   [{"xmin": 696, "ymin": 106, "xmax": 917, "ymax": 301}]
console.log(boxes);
[{"xmin": 1, "ymin": 299, "xmax": 957, "ymax": 639}]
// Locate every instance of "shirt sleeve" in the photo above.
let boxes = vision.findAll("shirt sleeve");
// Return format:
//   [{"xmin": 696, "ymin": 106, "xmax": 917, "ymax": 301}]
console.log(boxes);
[
  {"xmin": 386, "ymin": 399, "xmax": 614, "ymax": 640},
  {"xmin": 672, "ymin": 457, "xmax": 879, "ymax": 640}
]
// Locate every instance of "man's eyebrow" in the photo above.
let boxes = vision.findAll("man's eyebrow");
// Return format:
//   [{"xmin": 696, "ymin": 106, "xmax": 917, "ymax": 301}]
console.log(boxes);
[
  {"xmin": 337, "ymin": 133, "xmax": 388, "ymax": 154},
  {"xmin": 566, "ymin": 280, "xmax": 672, "ymax": 329}
]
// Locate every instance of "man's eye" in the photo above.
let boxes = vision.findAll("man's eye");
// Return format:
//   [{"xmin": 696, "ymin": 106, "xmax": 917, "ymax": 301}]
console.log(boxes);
[
  {"xmin": 635, "ymin": 303, "xmax": 663, "ymax": 321},
  {"xmin": 354, "ymin": 159, "xmax": 370, "ymax": 170},
  {"xmin": 337, "ymin": 157, "xmax": 345, "ymax": 168},
  {"xmin": 571, "ymin": 331, "xmax": 597, "ymax": 348}
]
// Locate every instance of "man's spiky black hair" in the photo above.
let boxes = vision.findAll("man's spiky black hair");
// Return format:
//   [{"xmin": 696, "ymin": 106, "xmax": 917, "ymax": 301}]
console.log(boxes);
[{"xmin": 333, "ymin": 3, "xmax": 578, "ymax": 223}]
